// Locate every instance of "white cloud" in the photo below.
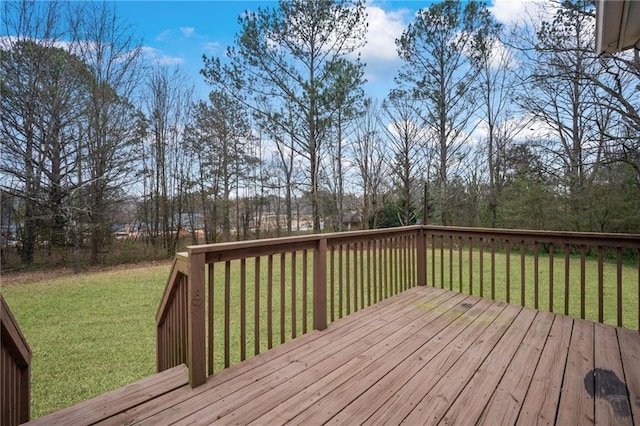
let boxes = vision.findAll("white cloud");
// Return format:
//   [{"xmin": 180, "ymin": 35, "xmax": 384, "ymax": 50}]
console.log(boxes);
[
  {"xmin": 480, "ymin": 37, "xmax": 519, "ymax": 70},
  {"xmin": 155, "ymin": 29, "xmax": 171, "ymax": 42},
  {"xmin": 359, "ymin": 4, "xmax": 408, "ymax": 62},
  {"xmin": 353, "ymin": 1, "xmax": 411, "ymax": 90},
  {"xmin": 489, "ymin": 0, "xmax": 529, "ymax": 25},
  {"xmin": 202, "ymin": 41, "xmax": 221, "ymax": 54},
  {"xmin": 517, "ymin": 116, "xmax": 556, "ymax": 141},
  {"xmin": 489, "ymin": 0, "xmax": 559, "ymax": 27},
  {"xmin": 141, "ymin": 46, "xmax": 184, "ymax": 66},
  {"xmin": 471, "ymin": 113, "xmax": 556, "ymax": 145},
  {"xmin": 0, "ymin": 34, "xmax": 74, "ymax": 52},
  {"xmin": 180, "ymin": 27, "xmax": 195, "ymax": 38},
  {"xmin": 385, "ymin": 119, "xmax": 434, "ymax": 144}
]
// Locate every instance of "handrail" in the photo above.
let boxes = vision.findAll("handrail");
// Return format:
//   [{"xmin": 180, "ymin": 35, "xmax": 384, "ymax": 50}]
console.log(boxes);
[
  {"xmin": 424, "ymin": 225, "xmax": 640, "ymax": 248},
  {"xmin": 156, "ymin": 225, "xmax": 640, "ymax": 388},
  {"xmin": 1, "ymin": 293, "xmax": 32, "ymax": 425},
  {"xmin": 187, "ymin": 226, "xmax": 423, "ymax": 256},
  {"xmin": 155, "ymin": 255, "xmax": 189, "ymax": 376},
  {"xmin": 156, "ymin": 253, "xmax": 188, "ymax": 325}
]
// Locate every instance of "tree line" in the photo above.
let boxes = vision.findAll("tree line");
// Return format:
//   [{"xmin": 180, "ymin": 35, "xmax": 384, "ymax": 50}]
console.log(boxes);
[{"xmin": 1, "ymin": 0, "xmax": 638, "ymax": 269}]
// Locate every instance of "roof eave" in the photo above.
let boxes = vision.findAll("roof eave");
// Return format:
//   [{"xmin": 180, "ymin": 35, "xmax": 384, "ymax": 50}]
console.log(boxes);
[{"xmin": 595, "ymin": 0, "xmax": 640, "ymax": 54}]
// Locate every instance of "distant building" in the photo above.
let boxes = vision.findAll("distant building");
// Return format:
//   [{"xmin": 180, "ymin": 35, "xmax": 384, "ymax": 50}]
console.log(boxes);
[{"xmin": 342, "ymin": 212, "xmax": 361, "ymax": 231}]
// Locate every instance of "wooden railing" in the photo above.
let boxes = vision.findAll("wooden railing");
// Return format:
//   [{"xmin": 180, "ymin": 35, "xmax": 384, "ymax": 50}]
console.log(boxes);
[
  {"xmin": 1, "ymin": 294, "xmax": 32, "ymax": 425},
  {"xmin": 424, "ymin": 226, "xmax": 640, "ymax": 329},
  {"xmin": 156, "ymin": 225, "xmax": 640, "ymax": 388},
  {"xmin": 156, "ymin": 226, "xmax": 421, "ymax": 387},
  {"xmin": 156, "ymin": 255, "xmax": 189, "ymax": 375}
]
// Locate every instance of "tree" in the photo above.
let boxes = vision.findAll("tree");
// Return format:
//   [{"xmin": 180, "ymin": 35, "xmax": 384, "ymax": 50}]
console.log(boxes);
[
  {"xmin": 396, "ymin": 0, "xmax": 499, "ymax": 225},
  {"xmin": 323, "ymin": 58, "xmax": 366, "ymax": 231},
  {"xmin": 0, "ymin": 40, "xmax": 86, "ymax": 260},
  {"xmin": 497, "ymin": 143, "xmax": 557, "ymax": 230},
  {"xmin": 201, "ymin": 0, "xmax": 367, "ymax": 232},
  {"xmin": 187, "ymin": 90, "xmax": 253, "ymax": 242},
  {"xmin": 253, "ymin": 99, "xmax": 300, "ymax": 235},
  {"xmin": 352, "ymin": 99, "xmax": 388, "ymax": 229},
  {"xmin": 0, "ymin": 1, "xmax": 90, "ymax": 263},
  {"xmin": 381, "ymin": 90, "xmax": 428, "ymax": 226},
  {"xmin": 142, "ymin": 65, "xmax": 193, "ymax": 254},
  {"xmin": 588, "ymin": 161, "xmax": 640, "ymax": 233},
  {"xmin": 69, "ymin": 1, "xmax": 144, "ymax": 263},
  {"xmin": 593, "ymin": 55, "xmax": 640, "ymax": 179},
  {"xmin": 517, "ymin": 0, "xmax": 605, "ymax": 230},
  {"xmin": 184, "ymin": 106, "xmax": 219, "ymax": 243},
  {"xmin": 242, "ymin": 132, "xmax": 269, "ymax": 239},
  {"xmin": 470, "ymin": 18, "xmax": 516, "ymax": 227}
]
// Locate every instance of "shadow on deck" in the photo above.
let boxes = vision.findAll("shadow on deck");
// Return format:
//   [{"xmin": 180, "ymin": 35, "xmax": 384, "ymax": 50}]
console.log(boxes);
[{"xmin": 28, "ymin": 286, "xmax": 640, "ymax": 425}]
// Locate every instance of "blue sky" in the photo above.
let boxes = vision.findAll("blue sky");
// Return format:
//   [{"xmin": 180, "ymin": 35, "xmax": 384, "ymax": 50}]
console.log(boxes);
[{"xmin": 112, "ymin": 0, "xmax": 528, "ymax": 101}]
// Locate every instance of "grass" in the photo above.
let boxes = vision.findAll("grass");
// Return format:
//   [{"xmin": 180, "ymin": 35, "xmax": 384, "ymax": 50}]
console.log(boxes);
[
  {"xmin": 1, "ymin": 246, "xmax": 638, "ymax": 418},
  {"xmin": 1, "ymin": 264, "xmax": 170, "ymax": 419}
]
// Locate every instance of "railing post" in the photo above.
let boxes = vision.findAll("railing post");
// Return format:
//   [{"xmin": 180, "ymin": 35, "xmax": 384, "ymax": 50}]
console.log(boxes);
[
  {"xmin": 314, "ymin": 237, "xmax": 328, "ymax": 330},
  {"xmin": 417, "ymin": 227, "xmax": 426, "ymax": 286},
  {"xmin": 187, "ymin": 251, "xmax": 206, "ymax": 387}
]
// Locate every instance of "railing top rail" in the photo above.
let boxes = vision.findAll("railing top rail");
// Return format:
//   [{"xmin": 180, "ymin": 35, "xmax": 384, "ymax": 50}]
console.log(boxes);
[
  {"xmin": 325, "ymin": 226, "xmax": 421, "ymax": 245},
  {"xmin": 176, "ymin": 251, "xmax": 188, "ymax": 261},
  {"xmin": 423, "ymin": 225, "xmax": 640, "ymax": 248},
  {"xmin": 156, "ymin": 257, "xmax": 188, "ymax": 324},
  {"xmin": 1, "ymin": 293, "xmax": 32, "ymax": 367},
  {"xmin": 181, "ymin": 225, "xmax": 640, "ymax": 262},
  {"xmin": 187, "ymin": 226, "xmax": 424, "ymax": 257}
]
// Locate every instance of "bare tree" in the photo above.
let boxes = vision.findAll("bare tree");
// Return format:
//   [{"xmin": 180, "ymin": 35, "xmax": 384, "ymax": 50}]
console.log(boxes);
[
  {"xmin": 471, "ymin": 25, "xmax": 517, "ymax": 227},
  {"xmin": 0, "ymin": 0, "xmax": 86, "ymax": 263},
  {"xmin": 515, "ymin": 0, "xmax": 607, "ymax": 229},
  {"xmin": 69, "ymin": 1, "xmax": 144, "ymax": 263},
  {"xmin": 142, "ymin": 65, "xmax": 194, "ymax": 254},
  {"xmin": 591, "ymin": 41, "xmax": 640, "ymax": 179},
  {"xmin": 381, "ymin": 90, "xmax": 428, "ymax": 226},
  {"xmin": 352, "ymin": 99, "xmax": 388, "ymax": 229}
]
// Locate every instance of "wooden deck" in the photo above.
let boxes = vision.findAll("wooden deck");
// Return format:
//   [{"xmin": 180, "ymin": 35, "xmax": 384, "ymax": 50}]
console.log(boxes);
[{"xmin": 30, "ymin": 286, "xmax": 640, "ymax": 425}]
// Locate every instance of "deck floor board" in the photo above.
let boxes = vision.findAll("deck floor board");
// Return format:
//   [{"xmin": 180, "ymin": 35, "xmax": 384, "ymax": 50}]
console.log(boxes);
[
  {"xmin": 441, "ymin": 307, "xmax": 539, "ymax": 425},
  {"xmin": 594, "ymin": 322, "xmax": 633, "ymax": 425},
  {"xmin": 618, "ymin": 326, "xmax": 640, "ymax": 422},
  {"xmin": 515, "ymin": 314, "xmax": 574, "ymax": 425},
  {"xmin": 556, "ymin": 319, "xmax": 595, "ymax": 424},
  {"xmin": 477, "ymin": 309, "xmax": 556, "ymax": 425},
  {"xmin": 30, "ymin": 286, "xmax": 640, "ymax": 426},
  {"xmin": 325, "ymin": 295, "xmax": 493, "ymax": 425},
  {"xmin": 249, "ymin": 291, "xmax": 469, "ymax": 425},
  {"xmin": 399, "ymin": 303, "xmax": 523, "ymax": 425}
]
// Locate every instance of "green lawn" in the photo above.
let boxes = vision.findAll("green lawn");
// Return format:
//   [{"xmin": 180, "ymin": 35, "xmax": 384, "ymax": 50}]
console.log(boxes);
[
  {"xmin": 1, "ymin": 265, "xmax": 169, "ymax": 419},
  {"xmin": 2, "ymin": 248, "xmax": 638, "ymax": 419}
]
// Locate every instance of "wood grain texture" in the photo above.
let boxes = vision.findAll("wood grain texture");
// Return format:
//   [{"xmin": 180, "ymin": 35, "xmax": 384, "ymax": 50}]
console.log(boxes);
[
  {"xmin": 28, "ymin": 364, "xmax": 188, "ymax": 426},
  {"xmin": 594, "ymin": 322, "xmax": 632, "ymax": 425},
  {"xmin": 556, "ymin": 319, "xmax": 595, "ymax": 425},
  {"xmin": 25, "ymin": 287, "xmax": 640, "ymax": 426}
]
